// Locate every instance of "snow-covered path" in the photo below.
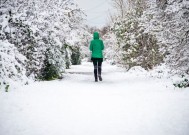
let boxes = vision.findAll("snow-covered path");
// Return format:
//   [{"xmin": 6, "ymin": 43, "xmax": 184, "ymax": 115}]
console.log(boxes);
[{"xmin": 0, "ymin": 62, "xmax": 189, "ymax": 135}]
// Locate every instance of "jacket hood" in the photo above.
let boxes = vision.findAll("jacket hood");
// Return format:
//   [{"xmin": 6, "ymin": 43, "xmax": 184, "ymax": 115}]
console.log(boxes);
[{"xmin": 93, "ymin": 32, "xmax": 99, "ymax": 40}]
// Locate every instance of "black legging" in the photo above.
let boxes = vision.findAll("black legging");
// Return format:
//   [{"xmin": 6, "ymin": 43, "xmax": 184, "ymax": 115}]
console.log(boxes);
[{"xmin": 92, "ymin": 58, "xmax": 103, "ymax": 79}]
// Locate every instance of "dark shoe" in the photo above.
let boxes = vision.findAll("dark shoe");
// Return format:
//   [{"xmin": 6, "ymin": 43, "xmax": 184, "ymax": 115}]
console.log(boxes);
[
  {"xmin": 99, "ymin": 76, "xmax": 102, "ymax": 81},
  {"xmin": 95, "ymin": 79, "xmax": 98, "ymax": 82}
]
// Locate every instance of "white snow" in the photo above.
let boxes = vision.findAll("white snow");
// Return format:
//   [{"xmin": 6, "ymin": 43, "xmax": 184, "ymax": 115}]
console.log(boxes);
[{"xmin": 0, "ymin": 62, "xmax": 189, "ymax": 135}]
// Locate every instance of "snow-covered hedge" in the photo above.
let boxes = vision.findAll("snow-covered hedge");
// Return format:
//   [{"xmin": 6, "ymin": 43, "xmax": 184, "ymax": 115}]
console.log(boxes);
[
  {"xmin": 0, "ymin": 40, "xmax": 29, "ymax": 92},
  {"xmin": 0, "ymin": 0, "xmax": 87, "ymax": 91},
  {"xmin": 106, "ymin": 0, "xmax": 189, "ymax": 75},
  {"xmin": 141, "ymin": 0, "xmax": 189, "ymax": 74},
  {"xmin": 111, "ymin": 1, "xmax": 163, "ymax": 70}
]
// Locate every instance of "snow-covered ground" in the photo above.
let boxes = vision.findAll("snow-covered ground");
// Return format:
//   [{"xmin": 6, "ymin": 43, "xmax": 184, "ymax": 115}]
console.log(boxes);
[{"xmin": 0, "ymin": 62, "xmax": 189, "ymax": 135}]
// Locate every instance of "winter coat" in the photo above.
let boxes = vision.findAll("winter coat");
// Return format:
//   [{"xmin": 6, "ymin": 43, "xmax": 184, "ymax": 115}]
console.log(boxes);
[{"xmin": 90, "ymin": 32, "xmax": 104, "ymax": 58}]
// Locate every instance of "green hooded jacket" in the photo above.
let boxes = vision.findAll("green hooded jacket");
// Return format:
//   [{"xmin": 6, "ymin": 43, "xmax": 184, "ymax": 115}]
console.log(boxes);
[{"xmin": 90, "ymin": 32, "xmax": 104, "ymax": 58}]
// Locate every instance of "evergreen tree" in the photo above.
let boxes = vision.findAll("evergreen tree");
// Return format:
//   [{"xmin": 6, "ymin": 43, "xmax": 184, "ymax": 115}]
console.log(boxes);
[
  {"xmin": 0, "ymin": 0, "xmax": 86, "ymax": 90},
  {"xmin": 112, "ymin": 0, "xmax": 163, "ymax": 70},
  {"xmin": 141, "ymin": 0, "xmax": 189, "ymax": 74}
]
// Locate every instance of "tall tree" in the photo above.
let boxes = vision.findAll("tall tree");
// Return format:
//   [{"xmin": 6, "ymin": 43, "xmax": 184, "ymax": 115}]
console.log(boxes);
[{"xmin": 141, "ymin": 0, "xmax": 189, "ymax": 74}]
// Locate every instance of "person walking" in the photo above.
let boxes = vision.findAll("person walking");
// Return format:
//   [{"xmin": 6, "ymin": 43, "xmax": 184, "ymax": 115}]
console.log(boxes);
[{"xmin": 90, "ymin": 32, "xmax": 104, "ymax": 82}]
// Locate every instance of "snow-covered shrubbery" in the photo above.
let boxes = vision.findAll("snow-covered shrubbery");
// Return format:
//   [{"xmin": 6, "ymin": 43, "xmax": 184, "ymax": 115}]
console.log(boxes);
[
  {"xmin": 103, "ymin": 30, "xmax": 120, "ymax": 65},
  {"xmin": 0, "ymin": 0, "xmax": 86, "ymax": 91},
  {"xmin": 65, "ymin": 28, "xmax": 91, "ymax": 66},
  {"xmin": 110, "ymin": 0, "xmax": 163, "ymax": 70},
  {"xmin": 106, "ymin": 0, "xmax": 188, "ymax": 73},
  {"xmin": 71, "ymin": 46, "xmax": 81, "ymax": 65},
  {"xmin": 174, "ymin": 78, "xmax": 189, "ymax": 88},
  {"xmin": 103, "ymin": 0, "xmax": 189, "ymax": 88},
  {"xmin": 0, "ymin": 40, "xmax": 28, "ymax": 91},
  {"xmin": 0, "ymin": 8, "xmax": 45, "ymax": 78},
  {"xmin": 141, "ymin": 0, "xmax": 189, "ymax": 74}
]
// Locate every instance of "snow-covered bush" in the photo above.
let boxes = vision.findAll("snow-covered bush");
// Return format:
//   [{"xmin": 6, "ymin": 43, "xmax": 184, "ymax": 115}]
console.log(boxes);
[
  {"xmin": 71, "ymin": 46, "xmax": 82, "ymax": 65},
  {"xmin": 0, "ymin": 40, "xmax": 28, "ymax": 91},
  {"xmin": 64, "ymin": 44, "xmax": 72, "ymax": 69},
  {"xmin": 109, "ymin": 0, "xmax": 188, "ymax": 74},
  {"xmin": 40, "ymin": 54, "xmax": 60, "ymax": 81},
  {"xmin": 0, "ymin": 9, "xmax": 45, "ymax": 78},
  {"xmin": 103, "ymin": 30, "xmax": 120, "ymax": 65},
  {"xmin": 112, "ymin": 0, "xmax": 163, "ymax": 70},
  {"xmin": 0, "ymin": 0, "xmax": 86, "ymax": 89},
  {"xmin": 174, "ymin": 78, "xmax": 189, "ymax": 88},
  {"xmin": 67, "ymin": 26, "xmax": 92, "ymax": 62},
  {"xmin": 173, "ymin": 74, "xmax": 189, "ymax": 88},
  {"xmin": 141, "ymin": 0, "xmax": 189, "ymax": 74},
  {"xmin": 80, "ymin": 29, "xmax": 92, "ymax": 60}
]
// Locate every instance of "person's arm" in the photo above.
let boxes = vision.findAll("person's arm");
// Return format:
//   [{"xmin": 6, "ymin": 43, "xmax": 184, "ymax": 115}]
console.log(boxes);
[
  {"xmin": 101, "ymin": 40, "xmax": 104, "ymax": 50},
  {"xmin": 90, "ymin": 41, "xmax": 93, "ymax": 51}
]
